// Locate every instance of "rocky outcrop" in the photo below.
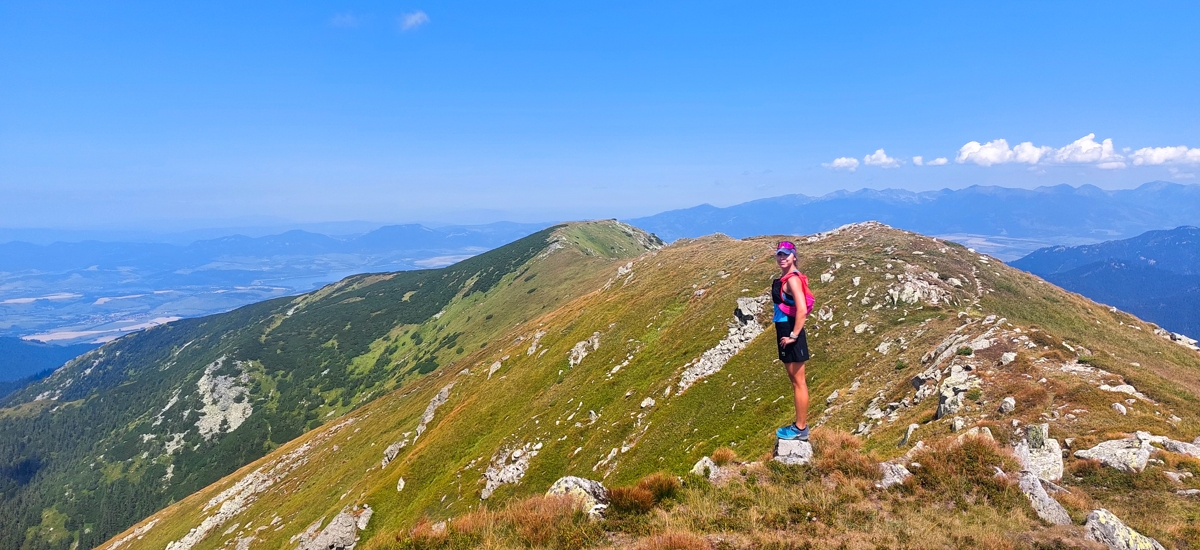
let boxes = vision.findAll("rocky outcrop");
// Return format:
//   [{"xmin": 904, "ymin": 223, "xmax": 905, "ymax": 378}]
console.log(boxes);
[
  {"xmin": 568, "ymin": 332, "xmax": 601, "ymax": 368},
  {"xmin": 546, "ymin": 476, "xmax": 609, "ymax": 519},
  {"xmin": 195, "ymin": 357, "xmax": 253, "ymax": 441},
  {"xmin": 773, "ymin": 439, "xmax": 813, "ymax": 466},
  {"xmin": 1084, "ymin": 509, "xmax": 1165, "ymax": 550},
  {"xmin": 481, "ymin": 442, "xmax": 542, "ymax": 499},
  {"xmin": 1013, "ymin": 424, "xmax": 1064, "ymax": 482},
  {"xmin": 936, "ymin": 364, "xmax": 980, "ymax": 419},
  {"xmin": 676, "ymin": 296, "xmax": 769, "ymax": 394},
  {"xmin": 414, "ymin": 383, "xmax": 454, "ymax": 440},
  {"xmin": 1018, "ymin": 472, "xmax": 1071, "ymax": 525},
  {"xmin": 1074, "ymin": 436, "xmax": 1151, "ymax": 473},
  {"xmin": 294, "ymin": 505, "xmax": 372, "ymax": 550}
]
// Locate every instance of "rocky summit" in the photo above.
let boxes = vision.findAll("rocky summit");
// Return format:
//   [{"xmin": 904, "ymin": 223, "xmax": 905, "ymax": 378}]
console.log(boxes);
[{"xmin": 42, "ymin": 221, "xmax": 1200, "ymax": 549}]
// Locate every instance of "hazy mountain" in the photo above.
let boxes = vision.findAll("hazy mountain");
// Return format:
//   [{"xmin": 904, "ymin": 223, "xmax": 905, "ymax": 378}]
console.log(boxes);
[
  {"xmin": 627, "ymin": 182, "xmax": 1200, "ymax": 260},
  {"xmin": 0, "ymin": 221, "xmax": 551, "ymax": 344},
  {"xmin": 1012, "ymin": 226, "xmax": 1200, "ymax": 337},
  {"xmin": 0, "ymin": 338, "xmax": 97, "ymax": 382}
]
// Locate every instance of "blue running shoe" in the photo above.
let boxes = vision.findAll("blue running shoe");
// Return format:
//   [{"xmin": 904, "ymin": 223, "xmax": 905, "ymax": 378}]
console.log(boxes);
[{"xmin": 776, "ymin": 423, "xmax": 809, "ymax": 441}]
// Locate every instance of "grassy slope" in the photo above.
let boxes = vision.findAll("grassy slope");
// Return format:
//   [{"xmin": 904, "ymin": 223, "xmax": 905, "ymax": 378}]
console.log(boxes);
[
  {"xmin": 105, "ymin": 223, "xmax": 1200, "ymax": 550},
  {"xmin": 0, "ymin": 221, "xmax": 656, "ymax": 550}
]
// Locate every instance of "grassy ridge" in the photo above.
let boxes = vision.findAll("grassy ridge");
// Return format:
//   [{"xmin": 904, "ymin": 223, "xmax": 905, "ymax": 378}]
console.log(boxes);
[{"xmin": 103, "ymin": 223, "xmax": 1200, "ymax": 550}]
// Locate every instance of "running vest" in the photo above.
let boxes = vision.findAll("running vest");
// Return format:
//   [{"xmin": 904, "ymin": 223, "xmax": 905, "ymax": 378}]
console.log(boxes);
[{"xmin": 772, "ymin": 271, "xmax": 815, "ymax": 322}]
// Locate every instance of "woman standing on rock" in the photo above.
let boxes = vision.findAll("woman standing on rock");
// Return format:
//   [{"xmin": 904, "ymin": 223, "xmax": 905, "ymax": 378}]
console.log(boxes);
[{"xmin": 772, "ymin": 241, "xmax": 814, "ymax": 441}]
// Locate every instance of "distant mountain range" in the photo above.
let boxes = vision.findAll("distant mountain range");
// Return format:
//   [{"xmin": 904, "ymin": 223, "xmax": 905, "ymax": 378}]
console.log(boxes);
[
  {"xmin": 628, "ymin": 181, "xmax": 1200, "ymax": 260},
  {"xmin": 1011, "ymin": 226, "xmax": 1200, "ymax": 338},
  {"xmin": 0, "ymin": 222, "xmax": 549, "ymax": 343}
]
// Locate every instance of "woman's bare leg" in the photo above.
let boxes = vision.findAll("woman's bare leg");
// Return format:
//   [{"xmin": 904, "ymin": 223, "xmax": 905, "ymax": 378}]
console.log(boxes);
[{"xmin": 786, "ymin": 362, "xmax": 808, "ymax": 428}]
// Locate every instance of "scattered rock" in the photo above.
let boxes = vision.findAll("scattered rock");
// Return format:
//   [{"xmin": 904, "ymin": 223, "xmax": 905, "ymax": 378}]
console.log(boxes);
[
  {"xmin": 481, "ymin": 442, "xmax": 541, "ymax": 499},
  {"xmin": 1178, "ymin": 489, "xmax": 1200, "ymax": 497},
  {"xmin": 691, "ymin": 456, "xmax": 718, "ymax": 478},
  {"xmin": 854, "ymin": 323, "xmax": 871, "ymax": 334},
  {"xmin": 1160, "ymin": 438, "xmax": 1200, "ymax": 458},
  {"xmin": 826, "ymin": 390, "xmax": 839, "ymax": 405},
  {"xmin": 1013, "ymin": 424, "xmax": 1064, "ymax": 482},
  {"xmin": 677, "ymin": 296, "xmax": 769, "ymax": 394},
  {"xmin": 1084, "ymin": 509, "xmax": 1165, "ymax": 550},
  {"xmin": 1111, "ymin": 403, "xmax": 1127, "ymax": 415},
  {"xmin": 195, "ymin": 357, "xmax": 254, "ymax": 441},
  {"xmin": 1074, "ymin": 437, "xmax": 1150, "ymax": 473},
  {"xmin": 396, "ymin": 477, "xmax": 405, "ymax": 492},
  {"xmin": 820, "ymin": 272, "xmax": 834, "ymax": 283},
  {"xmin": 951, "ymin": 417, "xmax": 966, "ymax": 432},
  {"xmin": 878, "ymin": 462, "xmax": 912, "ymax": 489},
  {"xmin": 1018, "ymin": 472, "xmax": 1071, "ymax": 525},
  {"xmin": 295, "ymin": 505, "xmax": 373, "ymax": 550},
  {"xmin": 639, "ymin": 397, "xmax": 655, "ymax": 409},
  {"xmin": 415, "ymin": 383, "xmax": 455, "ymax": 440},
  {"xmin": 1000, "ymin": 352, "xmax": 1017, "ymax": 366},
  {"xmin": 547, "ymin": 476, "xmax": 609, "ymax": 519},
  {"xmin": 382, "ymin": 441, "xmax": 406, "ymax": 468},
  {"xmin": 774, "ymin": 439, "xmax": 813, "ymax": 466},
  {"xmin": 568, "ymin": 332, "xmax": 602, "ymax": 368},
  {"xmin": 937, "ymin": 364, "xmax": 980, "ymax": 419},
  {"xmin": 999, "ymin": 396, "xmax": 1016, "ymax": 414},
  {"xmin": 899, "ymin": 423, "xmax": 918, "ymax": 447},
  {"xmin": 1164, "ymin": 471, "xmax": 1194, "ymax": 484},
  {"xmin": 957, "ymin": 426, "xmax": 993, "ymax": 442}
]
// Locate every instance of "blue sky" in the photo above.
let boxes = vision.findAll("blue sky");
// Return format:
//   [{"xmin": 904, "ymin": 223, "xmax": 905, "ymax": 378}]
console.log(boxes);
[{"xmin": 2, "ymin": 1, "xmax": 1199, "ymax": 229}]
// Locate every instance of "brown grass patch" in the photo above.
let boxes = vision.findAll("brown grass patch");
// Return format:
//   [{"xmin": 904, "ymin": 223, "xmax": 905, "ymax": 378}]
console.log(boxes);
[
  {"xmin": 909, "ymin": 436, "xmax": 1026, "ymax": 511},
  {"xmin": 609, "ymin": 486, "xmax": 656, "ymax": 515},
  {"xmin": 637, "ymin": 472, "xmax": 681, "ymax": 503},
  {"xmin": 810, "ymin": 428, "xmax": 879, "ymax": 480},
  {"xmin": 632, "ymin": 531, "xmax": 712, "ymax": 550},
  {"xmin": 711, "ymin": 447, "xmax": 737, "ymax": 466}
]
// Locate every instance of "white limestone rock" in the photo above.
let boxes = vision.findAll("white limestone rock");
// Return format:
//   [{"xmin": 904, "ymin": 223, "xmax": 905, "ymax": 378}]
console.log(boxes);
[
  {"xmin": 1111, "ymin": 402, "xmax": 1127, "ymax": 415},
  {"xmin": 691, "ymin": 456, "xmax": 719, "ymax": 478},
  {"xmin": 936, "ymin": 364, "xmax": 979, "ymax": 419},
  {"xmin": 676, "ymin": 296, "xmax": 768, "ymax": 394},
  {"xmin": 999, "ymin": 396, "xmax": 1016, "ymax": 414},
  {"xmin": 1000, "ymin": 352, "xmax": 1017, "ymax": 365},
  {"xmin": 878, "ymin": 462, "xmax": 912, "ymax": 489},
  {"xmin": 568, "ymin": 332, "xmax": 602, "ymax": 368},
  {"xmin": 295, "ymin": 505, "xmax": 372, "ymax": 550},
  {"xmin": 1018, "ymin": 471, "xmax": 1071, "ymax": 525},
  {"xmin": 1074, "ymin": 437, "xmax": 1151, "ymax": 473},
  {"xmin": 547, "ymin": 476, "xmax": 609, "ymax": 519},
  {"xmin": 773, "ymin": 439, "xmax": 813, "ymax": 466},
  {"xmin": 1084, "ymin": 509, "xmax": 1165, "ymax": 550},
  {"xmin": 1013, "ymin": 424, "xmax": 1063, "ymax": 482},
  {"xmin": 414, "ymin": 383, "xmax": 454, "ymax": 440}
]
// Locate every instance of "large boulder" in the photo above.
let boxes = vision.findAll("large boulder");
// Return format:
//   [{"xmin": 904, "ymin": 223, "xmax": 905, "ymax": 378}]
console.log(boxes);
[
  {"xmin": 546, "ymin": 476, "xmax": 609, "ymax": 519},
  {"xmin": 295, "ymin": 505, "xmax": 372, "ymax": 550},
  {"xmin": 1084, "ymin": 509, "xmax": 1165, "ymax": 550},
  {"xmin": 1018, "ymin": 472, "xmax": 1071, "ymax": 525},
  {"xmin": 774, "ymin": 439, "xmax": 813, "ymax": 466},
  {"xmin": 1013, "ymin": 424, "xmax": 1064, "ymax": 482},
  {"xmin": 1074, "ymin": 437, "xmax": 1151, "ymax": 473}
]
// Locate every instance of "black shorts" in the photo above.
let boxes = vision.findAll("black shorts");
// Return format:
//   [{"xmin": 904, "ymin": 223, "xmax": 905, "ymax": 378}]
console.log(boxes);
[{"xmin": 774, "ymin": 321, "xmax": 811, "ymax": 364}]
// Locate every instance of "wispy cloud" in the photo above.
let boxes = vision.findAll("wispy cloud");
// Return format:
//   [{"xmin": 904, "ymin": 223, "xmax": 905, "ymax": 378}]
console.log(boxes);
[
  {"xmin": 401, "ymin": 10, "xmax": 430, "ymax": 31},
  {"xmin": 331, "ymin": 13, "xmax": 360, "ymax": 28},
  {"xmin": 863, "ymin": 149, "xmax": 902, "ymax": 168},
  {"xmin": 823, "ymin": 157, "xmax": 860, "ymax": 171},
  {"xmin": 926, "ymin": 157, "xmax": 948, "ymax": 166}
]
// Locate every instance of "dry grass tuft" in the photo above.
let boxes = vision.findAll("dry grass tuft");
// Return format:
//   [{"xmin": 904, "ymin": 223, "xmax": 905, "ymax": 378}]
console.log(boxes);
[
  {"xmin": 637, "ymin": 472, "xmax": 681, "ymax": 503},
  {"xmin": 632, "ymin": 531, "xmax": 712, "ymax": 550},
  {"xmin": 368, "ymin": 495, "xmax": 601, "ymax": 550},
  {"xmin": 609, "ymin": 486, "xmax": 656, "ymax": 515},
  {"xmin": 810, "ymin": 428, "xmax": 879, "ymax": 480},
  {"xmin": 909, "ymin": 436, "xmax": 1026, "ymax": 511},
  {"xmin": 711, "ymin": 447, "xmax": 737, "ymax": 466}
]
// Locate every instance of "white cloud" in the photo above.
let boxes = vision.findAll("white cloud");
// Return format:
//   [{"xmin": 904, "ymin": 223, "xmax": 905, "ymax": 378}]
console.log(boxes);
[
  {"xmin": 1168, "ymin": 167, "xmax": 1196, "ymax": 179},
  {"xmin": 912, "ymin": 156, "xmax": 923, "ymax": 166},
  {"xmin": 823, "ymin": 157, "xmax": 860, "ymax": 171},
  {"xmin": 957, "ymin": 139, "xmax": 1019, "ymax": 166},
  {"xmin": 1130, "ymin": 145, "xmax": 1200, "ymax": 166},
  {"xmin": 331, "ymin": 13, "xmax": 360, "ymax": 27},
  {"xmin": 863, "ymin": 149, "xmax": 902, "ymax": 168},
  {"xmin": 927, "ymin": 157, "xmax": 948, "ymax": 166},
  {"xmin": 957, "ymin": 134, "xmax": 1126, "ymax": 169},
  {"xmin": 401, "ymin": 10, "xmax": 430, "ymax": 31}
]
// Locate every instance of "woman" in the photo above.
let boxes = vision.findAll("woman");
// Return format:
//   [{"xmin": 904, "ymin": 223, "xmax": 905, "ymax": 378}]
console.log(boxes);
[{"xmin": 772, "ymin": 240, "xmax": 813, "ymax": 441}]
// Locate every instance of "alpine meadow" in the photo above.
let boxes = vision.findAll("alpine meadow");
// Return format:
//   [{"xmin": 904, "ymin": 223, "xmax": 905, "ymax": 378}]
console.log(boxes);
[{"xmin": 4, "ymin": 221, "xmax": 1195, "ymax": 549}]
